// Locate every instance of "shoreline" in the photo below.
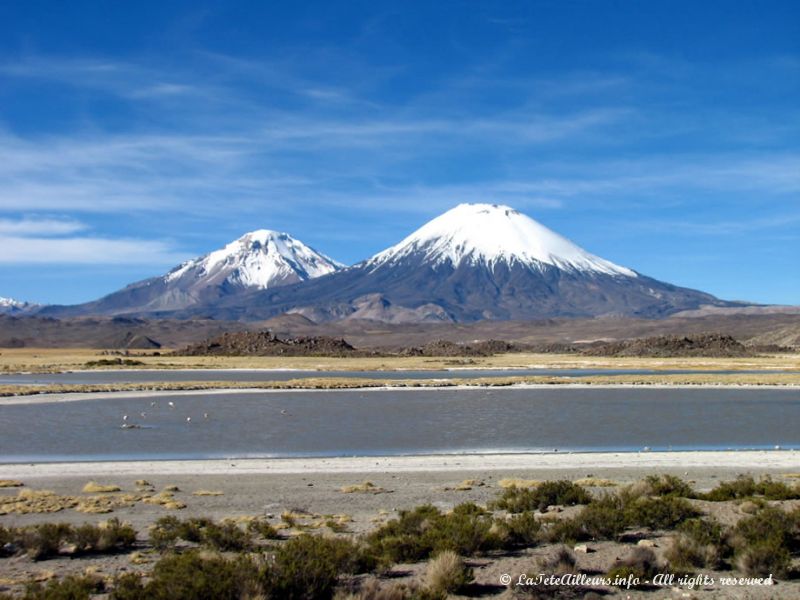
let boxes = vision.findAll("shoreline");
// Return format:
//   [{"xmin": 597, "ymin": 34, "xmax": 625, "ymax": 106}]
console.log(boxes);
[
  {"xmin": 3, "ymin": 450, "xmax": 799, "ymax": 478},
  {"xmin": 1, "ymin": 382, "xmax": 798, "ymax": 405}
]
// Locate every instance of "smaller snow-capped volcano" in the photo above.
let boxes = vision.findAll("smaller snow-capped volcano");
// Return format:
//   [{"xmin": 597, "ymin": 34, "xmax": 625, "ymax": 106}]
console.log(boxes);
[
  {"xmin": 368, "ymin": 203, "xmax": 636, "ymax": 277},
  {"xmin": 165, "ymin": 230, "xmax": 342, "ymax": 290},
  {"xmin": 0, "ymin": 297, "xmax": 39, "ymax": 315},
  {"xmin": 39, "ymin": 230, "xmax": 344, "ymax": 317}
]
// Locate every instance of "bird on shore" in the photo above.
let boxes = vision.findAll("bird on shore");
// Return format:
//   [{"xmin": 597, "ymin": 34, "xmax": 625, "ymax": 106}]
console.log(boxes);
[
  {"xmin": 186, "ymin": 416, "xmax": 192, "ymax": 423},
  {"xmin": 168, "ymin": 401, "xmax": 175, "ymax": 408}
]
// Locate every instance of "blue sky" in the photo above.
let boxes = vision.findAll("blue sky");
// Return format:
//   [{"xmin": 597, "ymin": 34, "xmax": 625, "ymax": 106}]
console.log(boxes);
[{"xmin": 0, "ymin": 0, "xmax": 798, "ymax": 305}]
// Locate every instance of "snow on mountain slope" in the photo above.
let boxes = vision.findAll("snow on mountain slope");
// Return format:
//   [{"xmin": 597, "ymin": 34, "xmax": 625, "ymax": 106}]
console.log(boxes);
[
  {"xmin": 367, "ymin": 203, "xmax": 636, "ymax": 277},
  {"xmin": 164, "ymin": 230, "xmax": 343, "ymax": 290},
  {"xmin": 0, "ymin": 297, "xmax": 40, "ymax": 314}
]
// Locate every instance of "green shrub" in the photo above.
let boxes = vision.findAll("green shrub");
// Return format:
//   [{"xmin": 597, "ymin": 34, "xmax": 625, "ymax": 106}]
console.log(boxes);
[
  {"xmin": 201, "ymin": 521, "xmax": 251, "ymax": 552},
  {"xmin": 366, "ymin": 503, "xmax": 502, "ymax": 564},
  {"xmin": 156, "ymin": 552, "xmax": 256, "ymax": 600},
  {"xmin": 23, "ymin": 574, "xmax": 104, "ymax": 600},
  {"xmin": 699, "ymin": 476, "xmax": 800, "ymax": 502},
  {"xmin": 668, "ymin": 517, "xmax": 732, "ymax": 570},
  {"xmin": 735, "ymin": 541, "xmax": 790, "ymax": 577},
  {"xmin": 577, "ymin": 494, "xmax": 629, "ymax": 539},
  {"xmin": 267, "ymin": 535, "xmax": 372, "ymax": 600},
  {"xmin": 624, "ymin": 496, "xmax": 698, "ymax": 530},
  {"xmin": 247, "ymin": 518, "xmax": 280, "ymax": 540},
  {"xmin": 754, "ymin": 477, "xmax": 800, "ymax": 500},
  {"xmin": 149, "ymin": 517, "xmax": 251, "ymax": 552},
  {"xmin": 20, "ymin": 523, "xmax": 72, "ymax": 560},
  {"xmin": 149, "ymin": 516, "xmax": 182, "ymax": 551},
  {"xmin": 640, "ymin": 474, "xmax": 695, "ymax": 498},
  {"xmin": 543, "ymin": 491, "xmax": 697, "ymax": 543},
  {"xmin": 731, "ymin": 507, "xmax": 798, "ymax": 577},
  {"xmin": 0, "ymin": 525, "xmax": 13, "ymax": 557},
  {"xmin": 490, "ymin": 481, "xmax": 591, "ymax": 513},
  {"xmin": 501, "ymin": 511, "xmax": 541, "ymax": 546},
  {"xmin": 666, "ymin": 519, "xmax": 730, "ymax": 572},
  {"xmin": 542, "ymin": 494, "xmax": 627, "ymax": 543},
  {"xmin": 110, "ymin": 573, "xmax": 148, "ymax": 600},
  {"xmin": 74, "ymin": 519, "xmax": 135, "ymax": 555},
  {"xmin": 734, "ymin": 507, "xmax": 797, "ymax": 549}
]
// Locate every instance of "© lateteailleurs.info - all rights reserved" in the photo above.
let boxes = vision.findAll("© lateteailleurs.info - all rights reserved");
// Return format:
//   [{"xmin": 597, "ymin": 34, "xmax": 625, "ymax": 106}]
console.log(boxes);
[{"xmin": 502, "ymin": 572, "xmax": 775, "ymax": 590}]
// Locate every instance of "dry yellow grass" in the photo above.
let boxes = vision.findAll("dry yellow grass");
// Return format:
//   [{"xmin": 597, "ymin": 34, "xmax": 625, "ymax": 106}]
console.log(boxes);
[
  {"xmin": 2, "ymin": 347, "xmax": 798, "ymax": 375},
  {"xmin": 0, "ymin": 479, "xmax": 23, "ymax": 487},
  {"xmin": 340, "ymin": 481, "xmax": 388, "ymax": 494},
  {"xmin": 574, "ymin": 477, "xmax": 618, "ymax": 487},
  {"xmin": 3, "ymin": 371, "xmax": 800, "ymax": 399},
  {"xmin": 499, "ymin": 478, "xmax": 541, "ymax": 488},
  {"xmin": 129, "ymin": 551, "xmax": 151, "ymax": 565},
  {"xmin": 142, "ymin": 489, "xmax": 186, "ymax": 510},
  {"xmin": 82, "ymin": 481, "xmax": 121, "ymax": 493},
  {"xmin": 76, "ymin": 494, "xmax": 138, "ymax": 514},
  {"xmin": 425, "ymin": 551, "xmax": 472, "ymax": 595},
  {"xmin": 0, "ymin": 484, "xmax": 189, "ymax": 515},
  {"xmin": 450, "ymin": 478, "xmax": 486, "ymax": 491},
  {"xmin": 0, "ymin": 489, "xmax": 75, "ymax": 514}
]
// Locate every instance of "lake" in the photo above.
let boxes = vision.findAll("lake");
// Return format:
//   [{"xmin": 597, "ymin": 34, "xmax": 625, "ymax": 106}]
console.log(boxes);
[{"xmin": 1, "ymin": 387, "xmax": 798, "ymax": 462}]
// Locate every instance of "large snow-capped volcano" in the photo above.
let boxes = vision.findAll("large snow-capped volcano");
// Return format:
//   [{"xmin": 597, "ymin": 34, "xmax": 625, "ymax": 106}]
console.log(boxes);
[
  {"xmin": 41, "ymin": 230, "xmax": 343, "ymax": 317},
  {"xmin": 368, "ymin": 203, "xmax": 636, "ymax": 276},
  {"xmin": 165, "ymin": 229, "xmax": 342, "ymax": 290}
]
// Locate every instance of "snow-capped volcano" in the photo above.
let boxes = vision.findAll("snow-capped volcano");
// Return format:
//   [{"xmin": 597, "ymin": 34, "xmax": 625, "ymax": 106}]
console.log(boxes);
[
  {"xmin": 165, "ymin": 230, "xmax": 342, "ymax": 290},
  {"xmin": 0, "ymin": 297, "xmax": 40, "ymax": 315},
  {"xmin": 368, "ymin": 203, "xmax": 636, "ymax": 277},
  {"xmin": 41, "ymin": 230, "xmax": 343, "ymax": 317}
]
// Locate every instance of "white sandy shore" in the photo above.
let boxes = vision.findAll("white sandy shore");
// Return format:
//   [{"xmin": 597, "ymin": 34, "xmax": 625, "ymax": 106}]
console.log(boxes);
[
  {"xmin": 2, "ymin": 450, "xmax": 799, "ymax": 479},
  {"xmin": 2, "ymin": 383, "xmax": 798, "ymax": 405}
]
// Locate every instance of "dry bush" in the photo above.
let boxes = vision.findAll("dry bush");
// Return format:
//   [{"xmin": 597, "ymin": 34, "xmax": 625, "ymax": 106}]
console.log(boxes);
[
  {"xmin": 82, "ymin": 481, "xmax": 122, "ymax": 493},
  {"xmin": 607, "ymin": 547, "xmax": 660, "ymax": 588},
  {"xmin": 537, "ymin": 546, "xmax": 577, "ymax": 575},
  {"xmin": 573, "ymin": 477, "xmax": 616, "ymax": 488},
  {"xmin": 424, "ymin": 550, "xmax": 472, "ymax": 595},
  {"xmin": 499, "ymin": 478, "xmax": 541, "ymax": 489},
  {"xmin": 341, "ymin": 481, "xmax": 387, "ymax": 494}
]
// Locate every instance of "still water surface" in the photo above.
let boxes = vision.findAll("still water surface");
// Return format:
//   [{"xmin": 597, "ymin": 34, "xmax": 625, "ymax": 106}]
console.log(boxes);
[{"xmin": 1, "ymin": 387, "xmax": 798, "ymax": 462}]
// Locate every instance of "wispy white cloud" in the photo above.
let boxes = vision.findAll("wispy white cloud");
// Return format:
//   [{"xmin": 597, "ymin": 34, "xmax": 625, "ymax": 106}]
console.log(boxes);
[
  {"xmin": 0, "ymin": 217, "xmax": 86, "ymax": 236},
  {"xmin": 0, "ymin": 235, "xmax": 188, "ymax": 265}
]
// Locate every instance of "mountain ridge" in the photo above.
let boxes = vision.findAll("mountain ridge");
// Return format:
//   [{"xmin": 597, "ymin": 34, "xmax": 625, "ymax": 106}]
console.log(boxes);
[{"xmin": 39, "ymin": 203, "xmax": 744, "ymax": 322}]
